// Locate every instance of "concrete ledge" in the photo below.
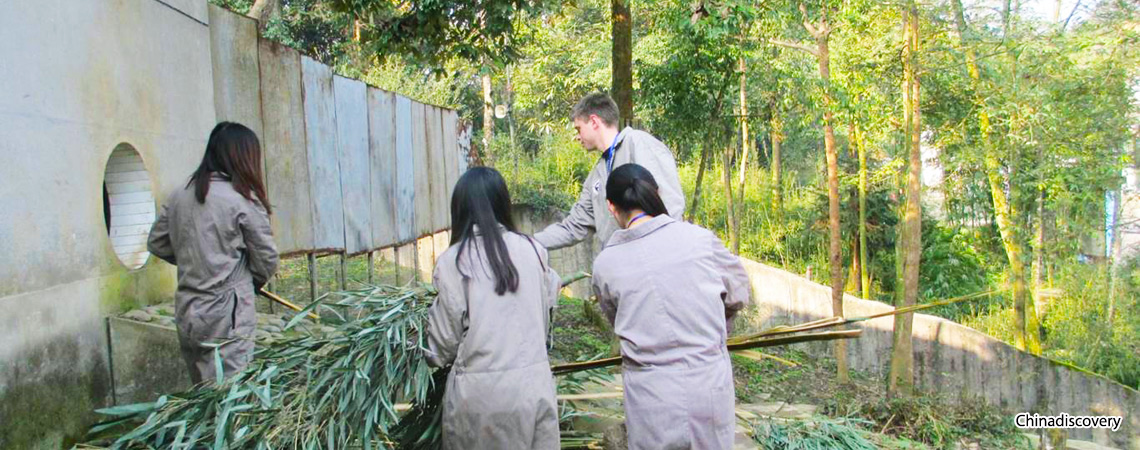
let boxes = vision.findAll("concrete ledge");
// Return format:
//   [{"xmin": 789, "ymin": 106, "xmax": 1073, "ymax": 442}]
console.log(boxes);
[{"xmin": 107, "ymin": 317, "xmax": 188, "ymax": 405}]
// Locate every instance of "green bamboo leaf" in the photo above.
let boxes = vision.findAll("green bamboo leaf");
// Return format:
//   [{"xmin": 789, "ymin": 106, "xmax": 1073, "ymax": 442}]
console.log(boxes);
[{"xmin": 95, "ymin": 402, "xmax": 157, "ymax": 417}]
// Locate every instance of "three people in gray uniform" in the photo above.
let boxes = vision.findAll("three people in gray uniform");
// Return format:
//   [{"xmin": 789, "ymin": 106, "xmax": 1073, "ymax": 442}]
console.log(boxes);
[{"xmin": 429, "ymin": 93, "xmax": 750, "ymax": 448}]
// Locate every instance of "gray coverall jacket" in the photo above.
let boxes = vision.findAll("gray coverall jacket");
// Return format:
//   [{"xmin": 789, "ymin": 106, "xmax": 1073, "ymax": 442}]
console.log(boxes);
[
  {"xmin": 425, "ymin": 226, "xmax": 562, "ymax": 450},
  {"xmin": 592, "ymin": 216, "xmax": 752, "ymax": 450},
  {"xmin": 147, "ymin": 175, "xmax": 279, "ymax": 385},
  {"xmin": 533, "ymin": 127, "xmax": 685, "ymax": 250}
]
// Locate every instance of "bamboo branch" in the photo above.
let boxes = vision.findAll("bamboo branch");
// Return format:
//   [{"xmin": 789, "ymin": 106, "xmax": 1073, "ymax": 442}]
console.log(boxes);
[
  {"xmin": 551, "ymin": 289, "xmax": 1002, "ymax": 376},
  {"xmin": 551, "ymin": 329, "xmax": 862, "ymax": 375},
  {"xmin": 768, "ymin": 39, "xmax": 818, "ymax": 56},
  {"xmin": 561, "ymin": 271, "xmax": 591, "ymax": 287},
  {"xmin": 258, "ymin": 289, "xmax": 320, "ymax": 320}
]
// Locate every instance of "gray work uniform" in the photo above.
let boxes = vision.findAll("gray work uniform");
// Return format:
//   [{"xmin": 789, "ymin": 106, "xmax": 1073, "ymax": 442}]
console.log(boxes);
[
  {"xmin": 147, "ymin": 174, "xmax": 279, "ymax": 385},
  {"xmin": 425, "ymin": 226, "xmax": 562, "ymax": 450},
  {"xmin": 533, "ymin": 127, "xmax": 685, "ymax": 250},
  {"xmin": 591, "ymin": 216, "xmax": 751, "ymax": 450}
]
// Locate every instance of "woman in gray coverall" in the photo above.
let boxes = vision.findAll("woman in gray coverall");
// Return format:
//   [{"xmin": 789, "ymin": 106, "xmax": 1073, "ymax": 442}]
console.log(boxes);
[
  {"xmin": 425, "ymin": 167, "xmax": 562, "ymax": 449},
  {"xmin": 147, "ymin": 122, "xmax": 279, "ymax": 385},
  {"xmin": 592, "ymin": 164, "xmax": 752, "ymax": 450}
]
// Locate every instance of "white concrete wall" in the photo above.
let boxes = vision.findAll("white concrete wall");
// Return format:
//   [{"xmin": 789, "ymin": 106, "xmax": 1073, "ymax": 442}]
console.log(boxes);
[
  {"xmin": 0, "ymin": 1, "xmax": 465, "ymax": 447},
  {"xmin": 0, "ymin": 0, "xmax": 213, "ymax": 446}
]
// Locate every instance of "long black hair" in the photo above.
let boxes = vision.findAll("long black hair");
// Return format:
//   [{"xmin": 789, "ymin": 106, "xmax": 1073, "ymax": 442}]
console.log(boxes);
[
  {"xmin": 606, "ymin": 163, "xmax": 667, "ymax": 217},
  {"xmin": 449, "ymin": 167, "xmax": 519, "ymax": 295},
  {"xmin": 188, "ymin": 122, "xmax": 272, "ymax": 214}
]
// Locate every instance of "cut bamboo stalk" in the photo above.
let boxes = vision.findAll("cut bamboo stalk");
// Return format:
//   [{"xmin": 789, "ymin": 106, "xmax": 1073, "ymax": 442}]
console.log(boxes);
[
  {"xmin": 551, "ymin": 329, "xmax": 862, "ymax": 375},
  {"xmin": 258, "ymin": 289, "xmax": 320, "ymax": 320}
]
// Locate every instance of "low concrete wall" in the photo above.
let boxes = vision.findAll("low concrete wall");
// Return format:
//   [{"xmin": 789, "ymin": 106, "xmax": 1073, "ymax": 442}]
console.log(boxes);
[
  {"xmin": 108, "ymin": 317, "xmax": 190, "ymax": 405},
  {"xmin": 512, "ymin": 205, "xmax": 598, "ymax": 299},
  {"xmin": 739, "ymin": 260, "xmax": 1139, "ymax": 449}
]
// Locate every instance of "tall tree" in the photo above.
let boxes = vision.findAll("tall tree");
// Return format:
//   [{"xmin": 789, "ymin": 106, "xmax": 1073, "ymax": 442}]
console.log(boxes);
[
  {"xmin": 724, "ymin": 139, "xmax": 741, "ymax": 254},
  {"xmin": 737, "ymin": 56, "xmax": 751, "ymax": 210},
  {"xmin": 949, "ymin": 0, "xmax": 1041, "ymax": 354},
  {"xmin": 771, "ymin": 110, "xmax": 784, "ymax": 228},
  {"xmin": 855, "ymin": 123, "xmax": 870, "ymax": 299},
  {"xmin": 889, "ymin": 0, "xmax": 921, "ymax": 398},
  {"xmin": 612, "ymin": 0, "xmax": 634, "ymax": 127},
  {"xmin": 483, "ymin": 65, "xmax": 495, "ymax": 158},
  {"xmin": 771, "ymin": 2, "xmax": 847, "ymax": 383}
]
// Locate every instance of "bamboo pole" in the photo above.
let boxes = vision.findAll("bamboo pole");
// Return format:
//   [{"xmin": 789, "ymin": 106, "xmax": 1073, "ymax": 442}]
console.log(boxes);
[
  {"xmin": 257, "ymin": 289, "xmax": 320, "ymax": 320},
  {"xmin": 551, "ymin": 289, "xmax": 1000, "ymax": 376}
]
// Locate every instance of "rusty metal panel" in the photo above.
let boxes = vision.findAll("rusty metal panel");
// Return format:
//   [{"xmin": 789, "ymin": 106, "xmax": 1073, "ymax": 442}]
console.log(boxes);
[
  {"xmin": 301, "ymin": 56, "xmax": 345, "ymax": 252},
  {"xmin": 368, "ymin": 88, "xmax": 398, "ymax": 249},
  {"xmin": 258, "ymin": 40, "xmax": 313, "ymax": 254},
  {"xmin": 442, "ymin": 109, "xmax": 460, "ymax": 207},
  {"xmin": 427, "ymin": 105, "xmax": 448, "ymax": 231},
  {"xmin": 395, "ymin": 95, "xmax": 416, "ymax": 244},
  {"xmin": 333, "ymin": 75, "xmax": 372, "ymax": 254},
  {"xmin": 412, "ymin": 102, "xmax": 433, "ymax": 238}
]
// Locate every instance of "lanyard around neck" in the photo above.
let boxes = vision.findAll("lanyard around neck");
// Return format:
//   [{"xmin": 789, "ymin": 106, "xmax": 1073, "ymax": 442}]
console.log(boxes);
[
  {"xmin": 626, "ymin": 212, "xmax": 649, "ymax": 228},
  {"xmin": 604, "ymin": 132, "xmax": 620, "ymax": 174}
]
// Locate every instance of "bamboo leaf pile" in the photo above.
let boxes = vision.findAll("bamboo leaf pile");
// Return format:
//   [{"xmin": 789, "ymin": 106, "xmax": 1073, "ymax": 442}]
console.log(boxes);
[{"xmin": 80, "ymin": 283, "xmax": 441, "ymax": 449}]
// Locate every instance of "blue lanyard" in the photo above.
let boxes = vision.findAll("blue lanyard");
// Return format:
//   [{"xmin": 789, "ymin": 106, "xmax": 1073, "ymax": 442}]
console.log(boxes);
[
  {"xmin": 604, "ymin": 133, "xmax": 620, "ymax": 174},
  {"xmin": 626, "ymin": 212, "xmax": 649, "ymax": 228}
]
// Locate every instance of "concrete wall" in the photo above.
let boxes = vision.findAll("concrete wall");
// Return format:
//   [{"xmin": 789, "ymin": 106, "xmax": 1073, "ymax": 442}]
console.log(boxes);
[
  {"xmin": 739, "ymin": 260, "xmax": 1139, "ymax": 449},
  {"xmin": 0, "ymin": 1, "xmax": 211, "ymax": 447},
  {"xmin": 0, "ymin": 1, "xmax": 465, "ymax": 447},
  {"xmin": 512, "ymin": 206, "xmax": 600, "ymax": 300}
]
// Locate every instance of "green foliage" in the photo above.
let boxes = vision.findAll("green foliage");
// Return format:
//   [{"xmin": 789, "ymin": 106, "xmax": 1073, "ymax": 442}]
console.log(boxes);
[
  {"xmin": 327, "ymin": 0, "xmax": 559, "ymax": 67},
  {"xmin": 493, "ymin": 133, "xmax": 594, "ymax": 213},
  {"xmin": 858, "ymin": 395, "xmax": 1032, "ymax": 450},
  {"xmin": 750, "ymin": 416, "xmax": 878, "ymax": 450},
  {"xmin": 1038, "ymin": 263, "xmax": 1140, "ymax": 389}
]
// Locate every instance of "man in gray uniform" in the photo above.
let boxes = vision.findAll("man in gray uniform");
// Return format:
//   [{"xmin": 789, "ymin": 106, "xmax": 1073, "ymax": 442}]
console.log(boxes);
[{"xmin": 533, "ymin": 93, "xmax": 685, "ymax": 249}]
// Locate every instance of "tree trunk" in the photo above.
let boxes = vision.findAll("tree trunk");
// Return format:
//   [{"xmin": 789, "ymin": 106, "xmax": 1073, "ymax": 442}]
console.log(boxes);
[
  {"xmin": 612, "ymin": 0, "xmax": 634, "ymax": 128},
  {"xmin": 723, "ymin": 139, "xmax": 740, "ymax": 255},
  {"xmin": 804, "ymin": 6, "xmax": 848, "ymax": 384},
  {"xmin": 689, "ymin": 143, "xmax": 710, "ymax": 223},
  {"xmin": 482, "ymin": 67, "xmax": 494, "ymax": 162},
  {"xmin": 890, "ymin": 1, "xmax": 921, "ymax": 398},
  {"xmin": 247, "ymin": 0, "xmax": 281, "ymax": 30},
  {"xmin": 857, "ymin": 124, "xmax": 870, "ymax": 299},
  {"xmin": 771, "ymin": 113, "xmax": 783, "ymax": 228},
  {"xmin": 1109, "ymin": 187, "xmax": 1123, "ymax": 325},
  {"xmin": 851, "ymin": 235, "xmax": 862, "ymax": 295},
  {"xmin": 1033, "ymin": 186, "xmax": 1047, "ymax": 329},
  {"xmin": 737, "ymin": 58, "xmax": 751, "ymax": 206},
  {"xmin": 689, "ymin": 68, "xmax": 735, "ymax": 222},
  {"xmin": 952, "ymin": 0, "xmax": 1040, "ymax": 355}
]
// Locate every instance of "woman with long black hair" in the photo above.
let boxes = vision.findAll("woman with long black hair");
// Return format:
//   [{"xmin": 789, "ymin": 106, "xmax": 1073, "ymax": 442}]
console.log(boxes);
[
  {"xmin": 425, "ymin": 167, "xmax": 562, "ymax": 449},
  {"xmin": 147, "ymin": 122, "xmax": 279, "ymax": 385},
  {"xmin": 592, "ymin": 164, "xmax": 751, "ymax": 449}
]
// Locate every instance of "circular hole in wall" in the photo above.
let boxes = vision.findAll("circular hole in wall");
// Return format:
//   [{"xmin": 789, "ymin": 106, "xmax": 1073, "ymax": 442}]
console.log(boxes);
[{"xmin": 102, "ymin": 143, "xmax": 155, "ymax": 269}]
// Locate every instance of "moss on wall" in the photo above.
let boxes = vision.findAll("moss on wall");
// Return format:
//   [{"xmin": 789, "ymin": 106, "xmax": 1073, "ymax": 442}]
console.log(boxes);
[
  {"xmin": 98, "ymin": 261, "xmax": 176, "ymax": 314},
  {"xmin": 0, "ymin": 334, "xmax": 111, "ymax": 449}
]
